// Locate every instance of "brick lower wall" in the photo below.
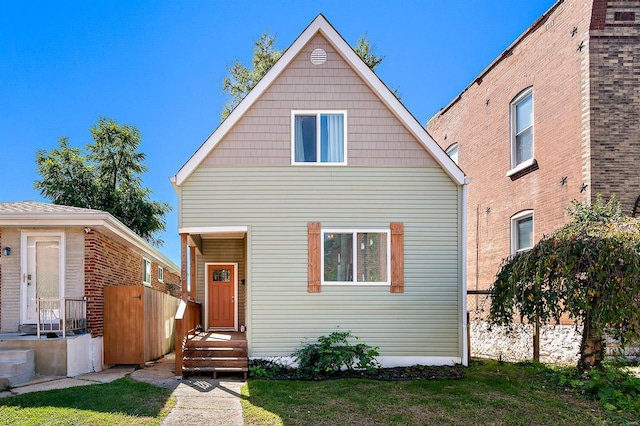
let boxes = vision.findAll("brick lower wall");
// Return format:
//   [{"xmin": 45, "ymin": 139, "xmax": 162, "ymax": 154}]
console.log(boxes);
[{"xmin": 84, "ymin": 230, "xmax": 180, "ymax": 337}]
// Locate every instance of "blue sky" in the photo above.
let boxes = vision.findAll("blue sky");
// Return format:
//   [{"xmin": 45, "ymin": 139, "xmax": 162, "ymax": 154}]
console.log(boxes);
[{"xmin": 0, "ymin": 1, "xmax": 556, "ymax": 265}]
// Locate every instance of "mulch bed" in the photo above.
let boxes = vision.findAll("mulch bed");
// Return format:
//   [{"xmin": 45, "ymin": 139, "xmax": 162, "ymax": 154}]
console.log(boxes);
[{"xmin": 249, "ymin": 362, "xmax": 465, "ymax": 381}]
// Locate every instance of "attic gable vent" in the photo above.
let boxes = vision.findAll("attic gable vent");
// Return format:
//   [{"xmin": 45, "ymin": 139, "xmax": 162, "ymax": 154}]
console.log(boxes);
[{"xmin": 310, "ymin": 48, "xmax": 327, "ymax": 65}]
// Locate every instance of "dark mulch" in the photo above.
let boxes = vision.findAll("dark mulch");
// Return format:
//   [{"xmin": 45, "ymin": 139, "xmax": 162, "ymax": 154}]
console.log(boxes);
[{"xmin": 249, "ymin": 360, "xmax": 465, "ymax": 381}]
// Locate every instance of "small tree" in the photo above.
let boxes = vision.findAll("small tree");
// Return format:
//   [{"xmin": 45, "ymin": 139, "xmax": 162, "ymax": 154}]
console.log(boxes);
[
  {"xmin": 489, "ymin": 195, "xmax": 640, "ymax": 371},
  {"xmin": 35, "ymin": 117, "xmax": 171, "ymax": 247},
  {"xmin": 220, "ymin": 31, "xmax": 390, "ymax": 120}
]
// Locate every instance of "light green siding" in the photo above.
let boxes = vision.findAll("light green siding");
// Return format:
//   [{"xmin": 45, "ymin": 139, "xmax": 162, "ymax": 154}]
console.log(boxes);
[{"xmin": 181, "ymin": 166, "xmax": 460, "ymax": 359}]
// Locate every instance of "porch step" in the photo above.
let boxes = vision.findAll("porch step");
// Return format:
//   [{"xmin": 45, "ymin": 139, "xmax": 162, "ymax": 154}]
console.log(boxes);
[
  {"xmin": 186, "ymin": 340, "xmax": 247, "ymax": 349},
  {"xmin": 182, "ymin": 332, "xmax": 248, "ymax": 379},
  {"xmin": 0, "ymin": 349, "xmax": 35, "ymax": 387},
  {"xmin": 183, "ymin": 348, "xmax": 247, "ymax": 357},
  {"xmin": 184, "ymin": 357, "xmax": 248, "ymax": 369},
  {"xmin": 181, "ymin": 366, "xmax": 249, "ymax": 379}
]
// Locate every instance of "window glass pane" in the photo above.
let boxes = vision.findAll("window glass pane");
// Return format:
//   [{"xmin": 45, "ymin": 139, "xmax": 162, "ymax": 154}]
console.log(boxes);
[
  {"xmin": 294, "ymin": 115, "xmax": 317, "ymax": 162},
  {"xmin": 516, "ymin": 127, "xmax": 533, "ymax": 164},
  {"xmin": 517, "ymin": 216, "xmax": 533, "ymax": 251},
  {"xmin": 143, "ymin": 259, "xmax": 151, "ymax": 283},
  {"xmin": 324, "ymin": 233, "xmax": 353, "ymax": 282},
  {"xmin": 356, "ymin": 232, "xmax": 387, "ymax": 282},
  {"xmin": 516, "ymin": 94, "xmax": 532, "ymax": 133},
  {"xmin": 320, "ymin": 114, "xmax": 344, "ymax": 163},
  {"xmin": 446, "ymin": 144, "xmax": 458, "ymax": 165}
]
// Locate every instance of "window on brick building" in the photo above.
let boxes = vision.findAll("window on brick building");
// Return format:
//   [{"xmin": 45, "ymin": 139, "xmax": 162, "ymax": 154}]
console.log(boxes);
[
  {"xmin": 445, "ymin": 143, "xmax": 458, "ymax": 165},
  {"xmin": 510, "ymin": 88, "xmax": 534, "ymax": 169},
  {"xmin": 142, "ymin": 258, "xmax": 151, "ymax": 286},
  {"xmin": 511, "ymin": 210, "xmax": 534, "ymax": 254},
  {"xmin": 158, "ymin": 265, "xmax": 164, "ymax": 282}
]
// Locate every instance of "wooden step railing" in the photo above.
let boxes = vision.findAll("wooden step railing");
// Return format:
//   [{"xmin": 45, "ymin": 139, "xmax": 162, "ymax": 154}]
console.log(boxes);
[{"xmin": 174, "ymin": 299, "xmax": 202, "ymax": 378}]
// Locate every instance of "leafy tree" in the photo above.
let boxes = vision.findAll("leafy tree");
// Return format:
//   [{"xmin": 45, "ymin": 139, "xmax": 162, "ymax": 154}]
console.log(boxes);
[
  {"xmin": 221, "ymin": 31, "xmax": 389, "ymax": 120},
  {"xmin": 35, "ymin": 117, "xmax": 171, "ymax": 247},
  {"xmin": 489, "ymin": 195, "xmax": 640, "ymax": 372}
]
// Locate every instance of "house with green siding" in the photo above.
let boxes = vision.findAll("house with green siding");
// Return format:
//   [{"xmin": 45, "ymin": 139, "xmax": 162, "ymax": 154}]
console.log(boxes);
[{"xmin": 171, "ymin": 14, "xmax": 469, "ymax": 376}]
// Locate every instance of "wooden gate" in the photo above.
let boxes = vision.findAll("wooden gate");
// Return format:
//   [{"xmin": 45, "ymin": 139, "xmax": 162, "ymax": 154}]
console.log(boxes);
[{"xmin": 104, "ymin": 286, "xmax": 179, "ymax": 365}]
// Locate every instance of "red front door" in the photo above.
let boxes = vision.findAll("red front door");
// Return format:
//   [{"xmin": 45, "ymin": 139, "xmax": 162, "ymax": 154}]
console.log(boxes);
[{"xmin": 208, "ymin": 264, "xmax": 235, "ymax": 329}]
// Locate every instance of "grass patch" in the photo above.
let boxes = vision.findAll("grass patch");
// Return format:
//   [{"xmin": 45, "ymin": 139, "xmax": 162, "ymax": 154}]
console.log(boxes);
[
  {"xmin": 241, "ymin": 360, "xmax": 637, "ymax": 425},
  {"xmin": 0, "ymin": 376, "xmax": 175, "ymax": 425}
]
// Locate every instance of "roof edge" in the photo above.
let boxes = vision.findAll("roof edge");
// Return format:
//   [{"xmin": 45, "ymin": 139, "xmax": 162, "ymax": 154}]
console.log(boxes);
[
  {"xmin": 431, "ymin": 0, "xmax": 564, "ymax": 120},
  {"xmin": 173, "ymin": 14, "xmax": 465, "ymax": 186}
]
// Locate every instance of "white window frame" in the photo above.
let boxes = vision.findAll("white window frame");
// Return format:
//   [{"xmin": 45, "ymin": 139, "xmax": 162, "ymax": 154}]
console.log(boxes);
[
  {"xmin": 511, "ymin": 210, "xmax": 534, "ymax": 254},
  {"xmin": 508, "ymin": 88, "xmax": 534, "ymax": 174},
  {"xmin": 291, "ymin": 110, "xmax": 347, "ymax": 165},
  {"xmin": 445, "ymin": 142, "xmax": 459, "ymax": 165},
  {"xmin": 158, "ymin": 265, "xmax": 164, "ymax": 282},
  {"xmin": 321, "ymin": 228, "xmax": 391, "ymax": 286},
  {"xmin": 142, "ymin": 258, "xmax": 152, "ymax": 286}
]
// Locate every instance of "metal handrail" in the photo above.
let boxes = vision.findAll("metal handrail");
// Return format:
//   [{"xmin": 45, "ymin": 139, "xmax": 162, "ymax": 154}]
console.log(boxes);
[{"xmin": 36, "ymin": 297, "xmax": 87, "ymax": 339}]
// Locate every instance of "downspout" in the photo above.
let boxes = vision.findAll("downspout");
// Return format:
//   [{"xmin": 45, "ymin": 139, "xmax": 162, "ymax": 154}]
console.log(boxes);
[{"xmin": 461, "ymin": 177, "xmax": 472, "ymax": 366}]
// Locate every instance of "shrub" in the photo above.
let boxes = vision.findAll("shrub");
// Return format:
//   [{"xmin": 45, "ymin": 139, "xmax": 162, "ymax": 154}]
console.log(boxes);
[
  {"xmin": 292, "ymin": 330, "xmax": 380, "ymax": 379},
  {"xmin": 248, "ymin": 358, "xmax": 292, "ymax": 379},
  {"xmin": 550, "ymin": 364, "xmax": 640, "ymax": 413}
]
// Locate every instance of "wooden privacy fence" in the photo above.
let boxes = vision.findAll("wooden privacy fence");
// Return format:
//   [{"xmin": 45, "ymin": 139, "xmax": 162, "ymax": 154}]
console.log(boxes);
[{"xmin": 104, "ymin": 286, "xmax": 180, "ymax": 365}]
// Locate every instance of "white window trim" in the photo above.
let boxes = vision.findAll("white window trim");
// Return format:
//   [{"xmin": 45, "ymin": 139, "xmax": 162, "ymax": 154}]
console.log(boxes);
[
  {"xmin": 445, "ymin": 142, "xmax": 458, "ymax": 165},
  {"xmin": 142, "ymin": 257, "xmax": 152, "ymax": 287},
  {"xmin": 511, "ymin": 210, "xmax": 534, "ymax": 254},
  {"xmin": 158, "ymin": 265, "xmax": 164, "ymax": 282},
  {"xmin": 509, "ymin": 88, "xmax": 534, "ymax": 171},
  {"xmin": 291, "ymin": 110, "xmax": 348, "ymax": 165},
  {"xmin": 20, "ymin": 230, "xmax": 66, "ymax": 325},
  {"xmin": 321, "ymin": 228, "xmax": 391, "ymax": 286}
]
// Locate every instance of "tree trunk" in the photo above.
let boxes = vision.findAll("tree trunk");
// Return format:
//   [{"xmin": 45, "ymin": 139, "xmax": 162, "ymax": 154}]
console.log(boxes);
[{"xmin": 578, "ymin": 319, "xmax": 604, "ymax": 372}]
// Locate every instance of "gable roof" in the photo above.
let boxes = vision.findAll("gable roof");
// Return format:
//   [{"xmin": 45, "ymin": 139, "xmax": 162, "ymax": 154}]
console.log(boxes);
[
  {"xmin": 171, "ymin": 14, "xmax": 465, "ymax": 186},
  {"xmin": 0, "ymin": 201, "xmax": 179, "ymax": 274}
]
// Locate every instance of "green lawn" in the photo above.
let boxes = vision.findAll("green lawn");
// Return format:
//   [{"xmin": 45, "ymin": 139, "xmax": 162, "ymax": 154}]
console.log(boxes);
[
  {"xmin": 241, "ymin": 361, "xmax": 639, "ymax": 426},
  {"xmin": 0, "ymin": 377, "xmax": 175, "ymax": 425}
]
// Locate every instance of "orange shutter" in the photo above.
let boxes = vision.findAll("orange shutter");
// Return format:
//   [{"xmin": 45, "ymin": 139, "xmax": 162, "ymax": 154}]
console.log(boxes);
[
  {"xmin": 390, "ymin": 222, "xmax": 404, "ymax": 293},
  {"xmin": 308, "ymin": 222, "xmax": 321, "ymax": 293}
]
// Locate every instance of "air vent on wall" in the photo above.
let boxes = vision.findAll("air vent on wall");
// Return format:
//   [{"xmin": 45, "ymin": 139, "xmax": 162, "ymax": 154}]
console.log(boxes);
[{"xmin": 310, "ymin": 48, "xmax": 327, "ymax": 65}]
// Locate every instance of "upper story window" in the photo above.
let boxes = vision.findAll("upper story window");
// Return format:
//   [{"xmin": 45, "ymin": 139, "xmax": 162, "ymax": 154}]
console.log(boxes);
[
  {"xmin": 158, "ymin": 265, "xmax": 164, "ymax": 282},
  {"xmin": 511, "ymin": 210, "xmax": 534, "ymax": 254},
  {"xmin": 511, "ymin": 88, "xmax": 533, "ymax": 169},
  {"xmin": 445, "ymin": 142, "xmax": 459, "ymax": 165},
  {"xmin": 142, "ymin": 258, "xmax": 151, "ymax": 286},
  {"xmin": 322, "ymin": 229, "xmax": 390, "ymax": 285},
  {"xmin": 292, "ymin": 111, "xmax": 347, "ymax": 165}
]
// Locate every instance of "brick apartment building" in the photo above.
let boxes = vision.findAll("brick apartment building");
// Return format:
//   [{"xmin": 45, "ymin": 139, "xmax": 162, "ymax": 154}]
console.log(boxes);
[{"xmin": 427, "ymin": 0, "xmax": 640, "ymax": 361}]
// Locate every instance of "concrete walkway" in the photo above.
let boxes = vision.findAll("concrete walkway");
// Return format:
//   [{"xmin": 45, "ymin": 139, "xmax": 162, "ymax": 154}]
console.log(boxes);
[{"xmin": 0, "ymin": 352, "xmax": 245, "ymax": 426}]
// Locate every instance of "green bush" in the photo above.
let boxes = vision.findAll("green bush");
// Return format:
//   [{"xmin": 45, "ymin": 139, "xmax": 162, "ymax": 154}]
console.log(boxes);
[
  {"xmin": 248, "ymin": 358, "xmax": 292, "ymax": 379},
  {"xmin": 551, "ymin": 364, "xmax": 640, "ymax": 413},
  {"xmin": 292, "ymin": 330, "xmax": 380, "ymax": 379}
]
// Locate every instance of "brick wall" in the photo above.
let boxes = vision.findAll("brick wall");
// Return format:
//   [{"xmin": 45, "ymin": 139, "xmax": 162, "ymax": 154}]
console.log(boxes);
[
  {"xmin": 84, "ymin": 230, "xmax": 180, "ymax": 337},
  {"xmin": 589, "ymin": 0, "xmax": 640, "ymax": 213},
  {"xmin": 427, "ymin": 0, "xmax": 592, "ymax": 305}
]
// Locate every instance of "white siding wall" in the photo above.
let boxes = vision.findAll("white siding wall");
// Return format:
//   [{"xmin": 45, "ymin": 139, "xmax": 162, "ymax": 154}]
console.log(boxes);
[
  {"xmin": 0, "ymin": 229, "xmax": 21, "ymax": 332},
  {"xmin": 181, "ymin": 166, "xmax": 460, "ymax": 359},
  {"xmin": 0, "ymin": 228, "xmax": 85, "ymax": 332}
]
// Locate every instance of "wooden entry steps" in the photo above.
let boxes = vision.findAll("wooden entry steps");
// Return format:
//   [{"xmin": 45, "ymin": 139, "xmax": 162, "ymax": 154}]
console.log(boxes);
[{"xmin": 182, "ymin": 332, "xmax": 248, "ymax": 379}]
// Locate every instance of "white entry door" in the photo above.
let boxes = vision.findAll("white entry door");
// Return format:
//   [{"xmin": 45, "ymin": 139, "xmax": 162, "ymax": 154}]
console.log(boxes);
[{"xmin": 22, "ymin": 234, "xmax": 64, "ymax": 324}]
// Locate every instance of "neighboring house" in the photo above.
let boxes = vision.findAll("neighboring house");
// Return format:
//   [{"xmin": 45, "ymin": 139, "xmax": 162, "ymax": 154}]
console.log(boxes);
[
  {"xmin": 171, "ymin": 14, "xmax": 469, "ymax": 373},
  {"xmin": 427, "ymin": 0, "xmax": 640, "ymax": 362},
  {"xmin": 0, "ymin": 201, "xmax": 180, "ymax": 379}
]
